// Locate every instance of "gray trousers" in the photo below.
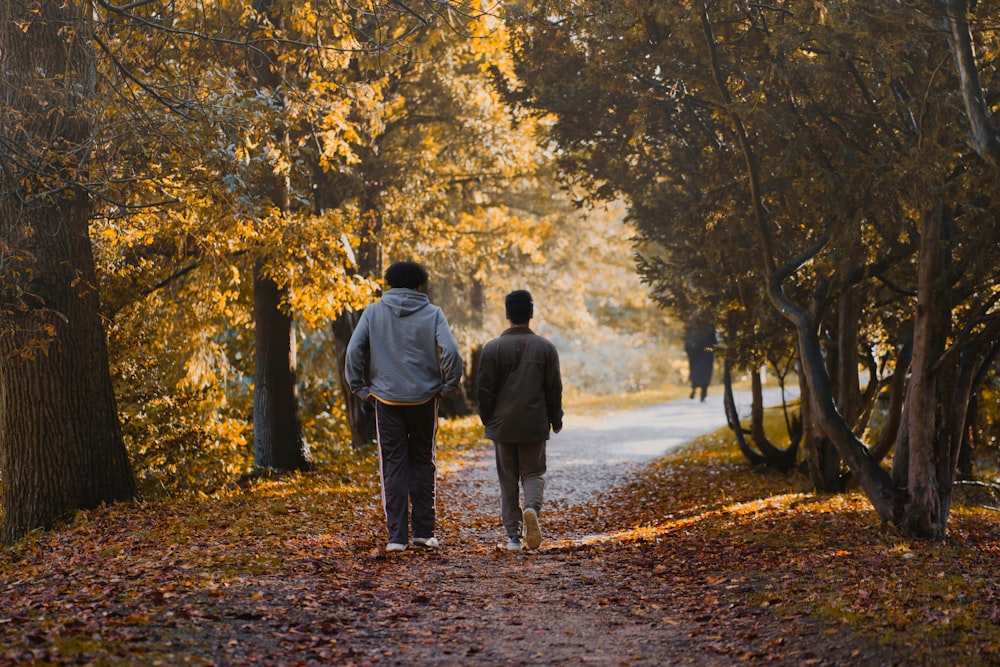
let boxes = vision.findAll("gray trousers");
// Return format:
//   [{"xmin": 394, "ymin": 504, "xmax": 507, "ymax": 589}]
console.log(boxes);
[{"xmin": 494, "ymin": 440, "xmax": 546, "ymax": 538}]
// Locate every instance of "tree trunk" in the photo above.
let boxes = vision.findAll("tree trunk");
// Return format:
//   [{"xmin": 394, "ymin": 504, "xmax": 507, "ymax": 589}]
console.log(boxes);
[
  {"xmin": 799, "ymin": 345, "xmax": 842, "ymax": 491},
  {"xmin": 335, "ymin": 202, "xmax": 382, "ymax": 446},
  {"xmin": 333, "ymin": 312, "xmax": 376, "ymax": 448},
  {"xmin": 835, "ymin": 284, "xmax": 863, "ymax": 429},
  {"xmin": 937, "ymin": 349, "xmax": 977, "ymax": 529},
  {"xmin": 723, "ymin": 363, "xmax": 767, "ymax": 466},
  {"xmin": 901, "ymin": 206, "xmax": 950, "ymax": 538},
  {"xmin": 957, "ymin": 345, "xmax": 999, "ymax": 480},
  {"xmin": 940, "ymin": 0, "xmax": 1000, "ymax": 170},
  {"xmin": 0, "ymin": 0, "xmax": 136, "ymax": 544},
  {"xmin": 794, "ymin": 312, "xmax": 896, "ymax": 517},
  {"xmin": 253, "ymin": 268, "xmax": 310, "ymax": 471},
  {"xmin": 957, "ymin": 393, "xmax": 976, "ymax": 481},
  {"xmin": 768, "ymin": 249, "xmax": 897, "ymax": 520},
  {"xmin": 243, "ymin": 0, "xmax": 310, "ymax": 471},
  {"xmin": 871, "ymin": 332, "xmax": 912, "ymax": 463},
  {"xmin": 748, "ymin": 370, "xmax": 799, "ymax": 471}
]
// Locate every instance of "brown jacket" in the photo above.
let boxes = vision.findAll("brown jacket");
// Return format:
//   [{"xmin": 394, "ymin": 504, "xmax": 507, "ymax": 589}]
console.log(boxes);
[{"xmin": 477, "ymin": 327, "xmax": 563, "ymax": 443}]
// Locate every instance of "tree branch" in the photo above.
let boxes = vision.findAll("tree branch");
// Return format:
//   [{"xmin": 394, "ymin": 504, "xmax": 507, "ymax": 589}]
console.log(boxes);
[{"xmin": 940, "ymin": 0, "xmax": 1000, "ymax": 168}]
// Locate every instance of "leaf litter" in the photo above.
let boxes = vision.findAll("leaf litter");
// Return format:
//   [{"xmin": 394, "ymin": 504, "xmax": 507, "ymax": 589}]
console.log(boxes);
[{"xmin": 1, "ymin": 412, "xmax": 998, "ymax": 665}]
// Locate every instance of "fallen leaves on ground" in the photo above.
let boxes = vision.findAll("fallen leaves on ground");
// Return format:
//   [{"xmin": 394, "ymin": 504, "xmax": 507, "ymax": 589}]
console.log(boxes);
[{"xmin": 1, "ymin": 414, "xmax": 998, "ymax": 665}]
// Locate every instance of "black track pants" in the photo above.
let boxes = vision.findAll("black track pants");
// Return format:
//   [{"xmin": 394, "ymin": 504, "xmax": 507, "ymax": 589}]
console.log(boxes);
[{"xmin": 374, "ymin": 399, "xmax": 438, "ymax": 545}]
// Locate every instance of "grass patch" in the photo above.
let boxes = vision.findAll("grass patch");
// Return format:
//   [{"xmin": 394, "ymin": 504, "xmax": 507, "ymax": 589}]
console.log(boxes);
[{"xmin": 565, "ymin": 383, "xmax": 692, "ymax": 416}]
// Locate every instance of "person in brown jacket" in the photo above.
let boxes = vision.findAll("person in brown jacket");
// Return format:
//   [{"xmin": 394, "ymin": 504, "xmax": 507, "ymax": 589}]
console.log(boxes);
[{"xmin": 477, "ymin": 290, "xmax": 563, "ymax": 551}]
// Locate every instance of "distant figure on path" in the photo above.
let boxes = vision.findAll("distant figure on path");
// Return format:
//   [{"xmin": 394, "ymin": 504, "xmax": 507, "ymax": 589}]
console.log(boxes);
[
  {"xmin": 345, "ymin": 260, "xmax": 463, "ymax": 553},
  {"xmin": 477, "ymin": 290, "xmax": 563, "ymax": 551},
  {"xmin": 685, "ymin": 324, "xmax": 717, "ymax": 402}
]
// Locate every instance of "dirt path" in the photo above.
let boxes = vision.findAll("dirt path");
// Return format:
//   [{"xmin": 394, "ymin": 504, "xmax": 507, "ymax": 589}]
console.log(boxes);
[
  {"xmin": 152, "ymin": 390, "xmax": 892, "ymax": 666},
  {"xmin": 269, "ymin": 389, "xmax": 888, "ymax": 666}
]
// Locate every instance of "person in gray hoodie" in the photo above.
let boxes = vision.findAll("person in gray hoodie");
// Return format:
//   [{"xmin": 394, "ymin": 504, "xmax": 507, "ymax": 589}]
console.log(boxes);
[{"xmin": 345, "ymin": 260, "xmax": 463, "ymax": 553}]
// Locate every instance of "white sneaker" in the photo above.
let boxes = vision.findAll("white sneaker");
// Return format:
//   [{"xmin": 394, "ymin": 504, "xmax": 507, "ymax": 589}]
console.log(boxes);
[
  {"xmin": 386, "ymin": 542, "xmax": 407, "ymax": 552},
  {"xmin": 413, "ymin": 537, "xmax": 440, "ymax": 549},
  {"xmin": 506, "ymin": 536, "xmax": 523, "ymax": 551},
  {"xmin": 523, "ymin": 508, "xmax": 541, "ymax": 550}
]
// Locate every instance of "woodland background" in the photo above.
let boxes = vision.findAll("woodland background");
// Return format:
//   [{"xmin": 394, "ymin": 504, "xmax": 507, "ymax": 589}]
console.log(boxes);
[{"xmin": 2, "ymin": 0, "xmax": 1000, "ymax": 547}]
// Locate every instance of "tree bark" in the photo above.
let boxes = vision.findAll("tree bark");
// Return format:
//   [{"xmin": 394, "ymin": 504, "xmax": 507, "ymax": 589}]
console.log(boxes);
[
  {"xmin": 723, "ymin": 363, "xmax": 767, "ymax": 466},
  {"xmin": 793, "ymin": 307, "xmax": 896, "ymax": 518},
  {"xmin": 870, "ymin": 333, "xmax": 912, "ymax": 463},
  {"xmin": 333, "ymin": 311, "xmax": 376, "ymax": 448},
  {"xmin": 0, "ymin": 0, "xmax": 136, "ymax": 544},
  {"xmin": 902, "ymin": 206, "xmax": 949, "ymax": 538},
  {"xmin": 799, "ymin": 344, "xmax": 842, "ymax": 492},
  {"xmin": 243, "ymin": 0, "xmax": 310, "ymax": 471},
  {"xmin": 766, "ymin": 238, "xmax": 897, "ymax": 521},
  {"xmin": 253, "ymin": 268, "xmax": 310, "ymax": 471},
  {"xmin": 835, "ymin": 283, "xmax": 863, "ymax": 429},
  {"xmin": 939, "ymin": 0, "xmax": 1000, "ymax": 169}
]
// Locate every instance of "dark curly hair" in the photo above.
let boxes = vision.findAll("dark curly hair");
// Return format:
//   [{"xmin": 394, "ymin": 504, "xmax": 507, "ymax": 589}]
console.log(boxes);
[{"xmin": 384, "ymin": 260, "xmax": 429, "ymax": 289}]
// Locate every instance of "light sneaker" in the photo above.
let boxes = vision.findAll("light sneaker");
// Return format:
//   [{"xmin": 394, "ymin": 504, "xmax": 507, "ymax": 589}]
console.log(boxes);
[
  {"xmin": 523, "ymin": 507, "xmax": 542, "ymax": 550},
  {"xmin": 386, "ymin": 542, "xmax": 407, "ymax": 552},
  {"xmin": 413, "ymin": 537, "xmax": 440, "ymax": 549},
  {"xmin": 506, "ymin": 536, "xmax": 523, "ymax": 551}
]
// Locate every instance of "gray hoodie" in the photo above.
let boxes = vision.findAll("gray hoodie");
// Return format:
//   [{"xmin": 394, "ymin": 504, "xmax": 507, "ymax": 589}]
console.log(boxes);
[{"xmin": 345, "ymin": 288, "xmax": 463, "ymax": 404}]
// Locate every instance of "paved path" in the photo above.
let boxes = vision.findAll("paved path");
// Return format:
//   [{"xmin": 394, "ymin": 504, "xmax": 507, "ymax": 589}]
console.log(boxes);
[
  {"xmin": 547, "ymin": 386, "xmax": 798, "ymax": 503},
  {"xmin": 449, "ymin": 386, "xmax": 800, "ymax": 511}
]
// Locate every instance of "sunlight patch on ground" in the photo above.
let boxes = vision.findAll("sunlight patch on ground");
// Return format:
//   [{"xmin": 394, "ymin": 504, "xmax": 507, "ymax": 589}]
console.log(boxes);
[{"xmin": 551, "ymin": 492, "xmax": 815, "ymax": 550}]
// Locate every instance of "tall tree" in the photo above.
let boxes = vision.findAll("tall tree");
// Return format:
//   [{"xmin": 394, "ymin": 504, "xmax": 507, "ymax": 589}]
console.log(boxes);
[
  {"xmin": 245, "ymin": 0, "xmax": 310, "ymax": 472},
  {"xmin": 0, "ymin": 0, "xmax": 136, "ymax": 543}
]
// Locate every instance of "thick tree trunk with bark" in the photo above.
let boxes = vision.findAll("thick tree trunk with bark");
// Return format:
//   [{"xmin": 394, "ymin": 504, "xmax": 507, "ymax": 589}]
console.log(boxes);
[
  {"xmin": 253, "ymin": 269, "xmax": 310, "ymax": 471},
  {"xmin": 793, "ymin": 312, "xmax": 897, "ymax": 519},
  {"xmin": 0, "ymin": 0, "xmax": 136, "ymax": 544},
  {"xmin": 886, "ymin": 206, "xmax": 997, "ymax": 538},
  {"xmin": 766, "ymin": 239, "xmax": 897, "ymax": 521}
]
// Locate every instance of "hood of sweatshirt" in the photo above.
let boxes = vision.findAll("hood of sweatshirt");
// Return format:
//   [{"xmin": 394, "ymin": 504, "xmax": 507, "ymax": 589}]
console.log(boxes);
[{"xmin": 380, "ymin": 288, "xmax": 430, "ymax": 317}]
